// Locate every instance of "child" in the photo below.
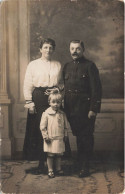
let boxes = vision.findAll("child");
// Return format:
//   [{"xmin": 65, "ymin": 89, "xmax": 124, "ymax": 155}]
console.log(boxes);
[{"xmin": 40, "ymin": 89, "xmax": 71, "ymax": 178}]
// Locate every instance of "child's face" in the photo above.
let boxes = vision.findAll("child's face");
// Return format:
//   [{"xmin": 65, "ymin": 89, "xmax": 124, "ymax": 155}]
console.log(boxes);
[{"xmin": 49, "ymin": 97, "xmax": 61, "ymax": 111}]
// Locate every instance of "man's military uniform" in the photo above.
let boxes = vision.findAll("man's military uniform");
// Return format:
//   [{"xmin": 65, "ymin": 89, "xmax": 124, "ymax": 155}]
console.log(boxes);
[{"xmin": 63, "ymin": 56, "xmax": 102, "ymax": 171}]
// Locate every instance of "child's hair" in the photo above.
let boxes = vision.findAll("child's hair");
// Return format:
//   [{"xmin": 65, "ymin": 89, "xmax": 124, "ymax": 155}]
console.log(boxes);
[{"xmin": 48, "ymin": 89, "xmax": 62, "ymax": 103}]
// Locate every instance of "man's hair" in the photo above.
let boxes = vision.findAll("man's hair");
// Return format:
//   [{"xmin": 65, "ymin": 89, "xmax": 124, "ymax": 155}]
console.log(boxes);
[
  {"xmin": 40, "ymin": 38, "xmax": 56, "ymax": 49},
  {"xmin": 70, "ymin": 40, "xmax": 84, "ymax": 50}
]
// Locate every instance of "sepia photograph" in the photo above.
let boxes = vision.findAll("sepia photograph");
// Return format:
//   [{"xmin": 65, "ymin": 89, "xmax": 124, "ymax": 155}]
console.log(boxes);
[{"xmin": 0, "ymin": 0, "xmax": 124, "ymax": 193}]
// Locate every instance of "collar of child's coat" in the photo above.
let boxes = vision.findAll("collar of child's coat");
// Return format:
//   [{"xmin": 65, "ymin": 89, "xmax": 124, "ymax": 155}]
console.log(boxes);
[{"xmin": 46, "ymin": 107, "xmax": 64, "ymax": 115}]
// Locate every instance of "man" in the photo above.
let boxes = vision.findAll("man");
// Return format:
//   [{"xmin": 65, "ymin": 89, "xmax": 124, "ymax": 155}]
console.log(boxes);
[{"xmin": 63, "ymin": 40, "xmax": 102, "ymax": 177}]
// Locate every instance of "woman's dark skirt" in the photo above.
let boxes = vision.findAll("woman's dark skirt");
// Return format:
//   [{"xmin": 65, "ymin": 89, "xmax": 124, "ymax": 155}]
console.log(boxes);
[{"xmin": 23, "ymin": 87, "xmax": 49, "ymax": 161}]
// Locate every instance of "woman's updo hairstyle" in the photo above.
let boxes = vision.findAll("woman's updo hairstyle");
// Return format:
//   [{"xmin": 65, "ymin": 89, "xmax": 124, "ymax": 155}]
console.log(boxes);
[{"xmin": 40, "ymin": 38, "xmax": 56, "ymax": 50}]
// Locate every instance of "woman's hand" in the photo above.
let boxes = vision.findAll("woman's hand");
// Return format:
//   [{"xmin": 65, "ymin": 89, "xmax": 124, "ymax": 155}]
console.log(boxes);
[
  {"xmin": 29, "ymin": 106, "xmax": 37, "ymax": 114},
  {"xmin": 24, "ymin": 102, "xmax": 36, "ymax": 114}
]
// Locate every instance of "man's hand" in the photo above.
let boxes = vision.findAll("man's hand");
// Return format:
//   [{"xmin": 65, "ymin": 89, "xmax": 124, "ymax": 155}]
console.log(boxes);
[
  {"xmin": 88, "ymin": 111, "xmax": 97, "ymax": 119},
  {"xmin": 29, "ymin": 106, "xmax": 36, "ymax": 114}
]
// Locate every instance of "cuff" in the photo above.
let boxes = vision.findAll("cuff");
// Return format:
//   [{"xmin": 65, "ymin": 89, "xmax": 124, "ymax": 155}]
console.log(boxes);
[{"xmin": 24, "ymin": 102, "xmax": 35, "ymax": 109}]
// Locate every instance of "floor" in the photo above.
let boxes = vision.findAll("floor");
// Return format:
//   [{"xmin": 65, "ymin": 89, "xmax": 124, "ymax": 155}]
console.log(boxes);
[{"xmin": 0, "ymin": 157, "xmax": 124, "ymax": 194}]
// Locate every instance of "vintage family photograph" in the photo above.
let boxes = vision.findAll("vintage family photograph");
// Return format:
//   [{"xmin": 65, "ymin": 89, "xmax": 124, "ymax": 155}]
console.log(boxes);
[{"xmin": 0, "ymin": 0, "xmax": 124, "ymax": 193}]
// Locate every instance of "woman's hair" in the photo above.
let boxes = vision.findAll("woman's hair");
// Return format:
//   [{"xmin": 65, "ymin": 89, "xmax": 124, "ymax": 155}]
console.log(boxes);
[
  {"xmin": 40, "ymin": 38, "xmax": 56, "ymax": 49},
  {"xmin": 48, "ymin": 89, "xmax": 62, "ymax": 103}
]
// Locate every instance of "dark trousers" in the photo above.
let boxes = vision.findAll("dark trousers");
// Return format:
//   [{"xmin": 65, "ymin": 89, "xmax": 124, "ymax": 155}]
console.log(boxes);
[
  {"xmin": 64, "ymin": 92, "xmax": 96, "ymax": 169},
  {"xmin": 76, "ymin": 134, "xmax": 94, "ymax": 170}
]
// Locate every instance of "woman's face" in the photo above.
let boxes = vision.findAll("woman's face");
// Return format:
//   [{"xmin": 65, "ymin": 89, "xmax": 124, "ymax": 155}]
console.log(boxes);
[{"xmin": 40, "ymin": 43, "xmax": 54, "ymax": 59}]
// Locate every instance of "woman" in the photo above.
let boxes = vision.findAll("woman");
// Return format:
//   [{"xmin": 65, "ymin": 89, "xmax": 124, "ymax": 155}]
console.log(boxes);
[{"xmin": 23, "ymin": 38, "xmax": 63, "ymax": 174}]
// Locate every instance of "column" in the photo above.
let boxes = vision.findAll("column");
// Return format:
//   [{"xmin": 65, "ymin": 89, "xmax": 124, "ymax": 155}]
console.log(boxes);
[{"xmin": 0, "ymin": 1, "xmax": 12, "ymax": 159}]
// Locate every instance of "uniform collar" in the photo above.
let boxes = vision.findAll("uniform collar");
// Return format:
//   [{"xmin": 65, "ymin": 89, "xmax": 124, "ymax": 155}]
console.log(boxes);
[
  {"xmin": 72, "ymin": 56, "xmax": 86, "ymax": 63},
  {"xmin": 46, "ymin": 107, "xmax": 63, "ymax": 115}
]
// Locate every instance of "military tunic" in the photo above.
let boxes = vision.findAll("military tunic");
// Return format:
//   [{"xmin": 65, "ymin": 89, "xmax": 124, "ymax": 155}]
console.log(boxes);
[{"xmin": 63, "ymin": 56, "xmax": 102, "ymax": 166}]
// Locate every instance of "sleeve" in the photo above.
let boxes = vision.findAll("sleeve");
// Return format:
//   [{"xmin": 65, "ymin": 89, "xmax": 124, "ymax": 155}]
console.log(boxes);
[
  {"xmin": 88, "ymin": 63, "xmax": 102, "ymax": 113},
  {"xmin": 40, "ymin": 112, "xmax": 48, "ymax": 139},
  {"xmin": 24, "ymin": 102, "xmax": 35, "ymax": 109},
  {"xmin": 63, "ymin": 113, "xmax": 71, "ymax": 136},
  {"xmin": 62, "ymin": 63, "xmax": 67, "ymax": 81},
  {"xmin": 23, "ymin": 62, "xmax": 35, "ymax": 102}
]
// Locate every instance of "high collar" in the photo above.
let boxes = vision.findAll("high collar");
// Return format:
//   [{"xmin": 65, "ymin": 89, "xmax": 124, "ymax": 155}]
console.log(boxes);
[
  {"xmin": 40, "ymin": 57, "xmax": 51, "ymax": 62},
  {"xmin": 72, "ymin": 56, "xmax": 85, "ymax": 63},
  {"xmin": 46, "ymin": 107, "xmax": 63, "ymax": 115}
]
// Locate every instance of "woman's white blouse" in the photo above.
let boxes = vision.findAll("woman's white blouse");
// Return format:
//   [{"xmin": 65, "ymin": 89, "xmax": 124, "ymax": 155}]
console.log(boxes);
[{"xmin": 23, "ymin": 58, "xmax": 63, "ymax": 100}]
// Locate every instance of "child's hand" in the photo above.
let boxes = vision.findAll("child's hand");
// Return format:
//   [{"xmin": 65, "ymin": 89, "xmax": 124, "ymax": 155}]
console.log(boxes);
[
  {"xmin": 63, "ymin": 136, "xmax": 68, "ymax": 142},
  {"xmin": 45, "ymin": 138, "xmax": 51, "ymax": 144}
]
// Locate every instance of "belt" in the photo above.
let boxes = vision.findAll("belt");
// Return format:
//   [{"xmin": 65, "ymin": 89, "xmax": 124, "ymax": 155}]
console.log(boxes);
[
  {"xmin": 66, "ymin": 89, "xmax": 87, "ymax": 93},
  {"xmin": 66, "ymin": 89, "xmax": 81, "ymax": 92},
  {"xmin": 65, "ymin": 89, "xmax": 90, "ymax": 99},
  {"xmin": 35, "ymin": 86, "xmax": 59, "ymax": 95},
  {"xmin": 35, "ymin": 86, "xmax": 55, "ymax": 91}
]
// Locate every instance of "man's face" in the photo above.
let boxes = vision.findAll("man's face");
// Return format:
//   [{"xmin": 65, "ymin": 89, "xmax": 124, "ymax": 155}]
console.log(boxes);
[{"xmin": 70, "ymin": 42, "xmax": 84, "ymax": 60}]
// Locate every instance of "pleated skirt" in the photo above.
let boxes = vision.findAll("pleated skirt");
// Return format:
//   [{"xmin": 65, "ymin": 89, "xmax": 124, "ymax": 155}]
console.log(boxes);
[{"xmin": 44, "ymin": 139, "xmax": 65, "ymax": 154}]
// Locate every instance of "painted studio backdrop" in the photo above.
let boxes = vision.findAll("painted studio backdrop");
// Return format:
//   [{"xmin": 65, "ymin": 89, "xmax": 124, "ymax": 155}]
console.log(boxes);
[
  {"xmin": 0, "ymin": 0, "xmax": 124, "ymax": 158},
  {"xmin": 30, "ymin": 0, "xmax": 124, "ymax": 98}
]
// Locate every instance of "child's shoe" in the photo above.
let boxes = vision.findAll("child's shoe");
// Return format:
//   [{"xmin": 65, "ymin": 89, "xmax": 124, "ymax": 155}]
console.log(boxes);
[{"xmin": 48, "ymin": 171, "xmax": 55, "ymax": 178}]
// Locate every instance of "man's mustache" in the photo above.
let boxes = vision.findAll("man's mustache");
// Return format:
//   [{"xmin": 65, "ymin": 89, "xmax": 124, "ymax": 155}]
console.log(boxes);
[{"xmin": 72, "ymin": 52, "xmax": 78, "ymax": 56}]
